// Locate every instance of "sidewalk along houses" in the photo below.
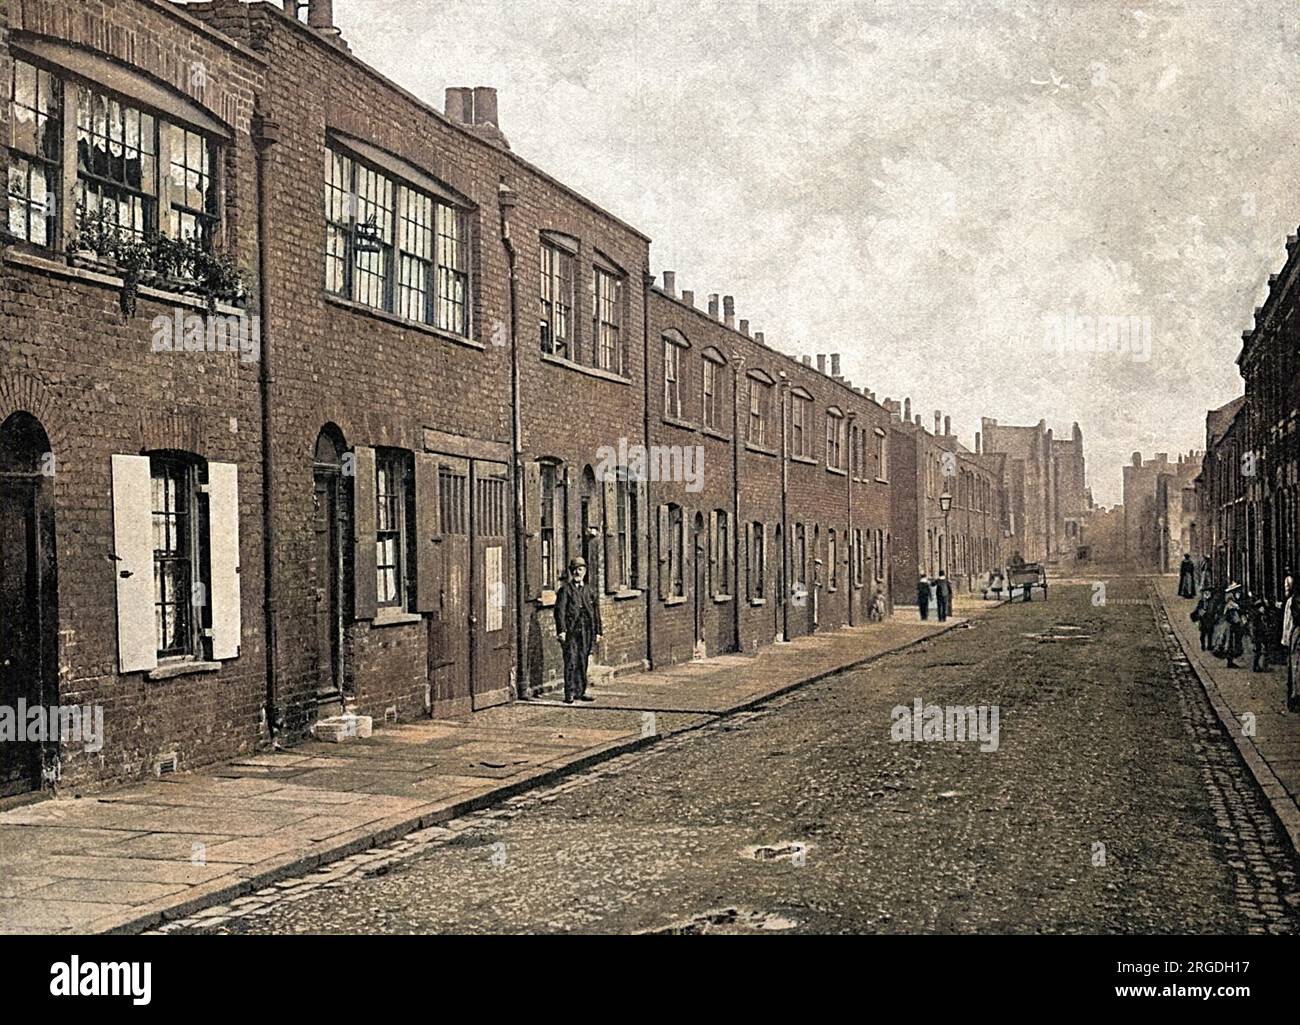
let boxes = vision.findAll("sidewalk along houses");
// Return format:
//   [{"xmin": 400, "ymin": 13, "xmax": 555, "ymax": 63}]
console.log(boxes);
[
  {"xmin": 1, "ymin": 0, "xmax": 1039, "ymax": 798},
  {"xmin": 0, "ymin": 0, "xmax": 265, "ymax": 797}
]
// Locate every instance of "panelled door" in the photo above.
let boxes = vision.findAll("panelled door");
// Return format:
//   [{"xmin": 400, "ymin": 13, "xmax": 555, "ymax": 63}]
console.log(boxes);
[
  {"xmin": 428, "ymin": 456, "xmax": 470, "ymax": 716},
  {"xmin": 472, "ymin": 462, "xmax": 512, "ymax": 709}
]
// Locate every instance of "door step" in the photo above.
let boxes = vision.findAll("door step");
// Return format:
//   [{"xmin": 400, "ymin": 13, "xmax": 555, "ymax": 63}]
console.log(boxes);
[{"xmin": 312, "ymin": 713, "xmax": 373, "ymax": 743}]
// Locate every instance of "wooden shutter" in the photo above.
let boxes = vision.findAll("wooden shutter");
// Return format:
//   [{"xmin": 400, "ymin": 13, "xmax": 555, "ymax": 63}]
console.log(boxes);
[
  {"xmin": 524, "ymin": 460, "xmax": 543, "ymax": 598},
  {"xmin": 602, "ymin": 477, "xmax": 620, "ymax": 594},
  {"xmin": 657, "ymin": 503, "xmax": 670, "ymax": 600},
  {"xmin": 111, "ymin": 454, "xmax": 157, "ymax": 673},
  {"xmin": 744, "ymin": 520, "xmax": 754, "ymax": 600},
  {"xmin": 207, "ymin": 462, "xmax": 242, "ymax": 660},
  {"xmin": 708, "ymin": 510, "xmax": 719, "ymax": 598},
  {"xmin": 352, "ymin": 446, "xmax": 377, "ymax": 620},
  {"xmin": 414, "ymin": 452, "xmax": 440, "ymax": 613}
]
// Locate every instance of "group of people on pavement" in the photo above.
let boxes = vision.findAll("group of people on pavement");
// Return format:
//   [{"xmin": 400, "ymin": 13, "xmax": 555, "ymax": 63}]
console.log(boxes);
[
  {"xmin": 916, "ymin": 570, "xmax": 954, "ymax": 622},
  {"xmin": 1183, "ymin": 553, "xmax": 1300, "ymax": 712}
]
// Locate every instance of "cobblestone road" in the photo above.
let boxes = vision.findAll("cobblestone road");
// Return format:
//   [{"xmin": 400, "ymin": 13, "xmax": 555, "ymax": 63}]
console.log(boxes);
[{"xmin": 160, "ymin": 580, "xmax": 1300, "ymax": 934}]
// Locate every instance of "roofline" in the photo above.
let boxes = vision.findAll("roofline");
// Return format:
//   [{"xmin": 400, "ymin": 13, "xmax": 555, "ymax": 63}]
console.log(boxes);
[{"xmin": 250, "ymin": 2, "xmax": 651, "ymax": 245}]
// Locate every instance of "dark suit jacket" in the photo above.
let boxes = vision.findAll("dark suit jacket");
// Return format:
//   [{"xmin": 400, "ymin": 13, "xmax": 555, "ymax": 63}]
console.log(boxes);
[
  {"xmin": 935, "ymin": 578, "xmax": 953, "ymax": 602},
  {"xmin": 554, "ymin": 580, "xmax": 603, "ymax": 640}
]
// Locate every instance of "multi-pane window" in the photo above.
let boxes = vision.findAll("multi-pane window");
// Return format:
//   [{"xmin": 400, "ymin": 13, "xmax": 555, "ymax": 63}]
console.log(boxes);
[
  {"xmin": 663, "ymin": 338, "xmax": 682, "ymax": 418},
  {"xmin": 539, "ymin": 462, "xmax": 566, "ymax": 591},
  {"xmin": 876, "ymin": 429, "xmax": 889, "ymax": 480},
  {"xmin": 749, "ymin": 378, "xmax": 772, "ymax": 447},
  {"xmin": 151, "ymin": 455, "xmax": 198, "ymax": 658},
  {"xmin": 854, "ymin": 528, "xmax": 865, "ymax": 587},
  {"xmin": 163, "ymin": 122, "xmax": 218, "ymax": 242},
  {"xmin": 715, "ymin": 510, "xmax": 730, "ymax": 596},
  {"xmin": 326, "ymin": 146, "xmax": 471, "ymax": 336},
  {"xmin": 702, "ymin": 357, "xmax": 720, "ymax": 430},
  {"xmin": 617, "ymin": 472, "xmax": 639, "ymax": 588},
  {"xmin": 75, "ymin": 84, "xmax": 159, "ymax": 240},
  {"xmin": 791, "ymin": 395, "xmax": 811, "ymax": 458},
  {"xmin": 793, "ymin": 523, "xmax": 806, "ymax": 587},
  {"xmin": 750, "ymin": 521, "xmax": 766, "ymax": 599},
  {"xmin": 591, "ymin": 265, "xmax": 623, "ymax": 373},
  {"xmin": 666, "ymin": 503, "xmax": 684, "ymax": 598},
  {"xmin": 540, "ymin": 239, "xmax": 574, "ymax": 358},
  {"xmin": 826, "ymin": 411, "xmax": 844, "ymax": 469},
  {"xmin": 6, "ymin": 61, "xmax": 61, "ymax": 246},
  {"xmin": 375, "ymin": 452, "xmax": 411, "ymax": 607},
  {"xmin": 828, "ymin": 529, "xmax": 838, "ymax": 590}
]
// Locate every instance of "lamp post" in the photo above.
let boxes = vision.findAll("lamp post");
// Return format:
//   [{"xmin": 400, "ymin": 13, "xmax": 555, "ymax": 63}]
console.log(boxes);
[{"xmin": 939, "ymin": 490, "xmax": 953, "ymax": 575}]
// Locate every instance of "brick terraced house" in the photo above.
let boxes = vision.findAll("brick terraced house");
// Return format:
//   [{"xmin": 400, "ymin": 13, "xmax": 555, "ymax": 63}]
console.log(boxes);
[{"xmin": 0, "ymin": 0, "xmax": 1053, "ymax": 797}]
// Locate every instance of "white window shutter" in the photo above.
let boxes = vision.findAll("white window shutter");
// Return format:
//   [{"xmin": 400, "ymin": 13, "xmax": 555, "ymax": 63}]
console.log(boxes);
[
  {"xmin": 208, "ymin": 462, "xmax": 242, "ymax": 660},
  {"xmin": 111, "ymin": 454, "xmax": 157, "ymax": 674}
]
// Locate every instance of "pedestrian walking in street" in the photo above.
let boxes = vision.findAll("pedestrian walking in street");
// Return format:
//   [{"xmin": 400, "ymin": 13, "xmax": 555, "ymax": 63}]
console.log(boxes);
[
  {"xmin": 1177, "ymin": 553, "xmax": 1197, "ymax": 598},
  {"xmin": 1218, "ymin": 583, "xmax": 1245, "ymax": 669},
  {"xmin": 935, "ymin": 570, "xmax": 953, "ymax": 622},
  {"xmin": 554, "ymin": 556, "xmax": 603, "ymax": 704},
  {"xmin": 869, "ymin": 584, "xmax": 886, "ymax": 622},
  {"xmin": 1249, "ymin": 594, "xmax": 1270, "ymax": 673},
  {"xmin": 1197, "ymin": 553, "xmax": 1213, "ymax": 592},
  {"xmin": 1192, "ymin": 587, "xmax": 1218, "ymax": 652},
  {"xmin": 916, "ymin": 572, "xmax": 931, "ymax": 620}
]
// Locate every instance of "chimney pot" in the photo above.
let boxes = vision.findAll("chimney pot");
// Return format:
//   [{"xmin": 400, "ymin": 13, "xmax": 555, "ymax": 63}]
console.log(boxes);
[
  {"xmin": 681, "ymin": 290, "xmax": 695, "ymax": 307},
  {"xmin": 445, "ymin": 87, "xmax": 472, "ymax": 124},
  {"xmin": 830, "ymin": 353, "xmax": 841, "ymax": 377},
  {"xmin": 934, "ymin": 411, "xmax": 941, "ymax": 434},
  {"xmin": 904, "ymin": 397, "xmax": 911, "ymax": 422},
  {"xmin": 755, "ymin": 331, "xmax": 765, "ymax": 346},
  {"xmin": 816, "ymin": 354, "xmax": 827, "ymax": 374},
  {"xmin": 472, "ymin": 86, "xmax": 499, "ymax": 127},
  {"xmin": 739, "ymin": 319, "xmax": 749, "ymax": 336},
  {"xmin": 708, "ymin": 294, "xmax": 720, "ymax": 319},
  {"xmin": 723, "ymin": 295, "xmax": 735, "ymax": 328},
  {"xmin": 662, "ymin": 271, "xmax": 676, "ymax": 297},
  {"xmin": 307, "ymin": 0, "xmax": 335, "ymax": 29},
  {"xmin": 802, "ymin": 355, "xmax": 812, "ymax": 366},
  {"xmin": 944, "ymin": 415, "xmax": 951, "ymax": 436}
]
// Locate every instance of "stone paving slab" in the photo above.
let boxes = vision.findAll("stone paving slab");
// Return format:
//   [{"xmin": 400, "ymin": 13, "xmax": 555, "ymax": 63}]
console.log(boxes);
[
  {"xmin": 0, "ymin": 603, "xmax": 999, "ymax": 935},
  {"xmin": 1156, "ymin": 576, "xmax": 1300, "ymax": 856}
]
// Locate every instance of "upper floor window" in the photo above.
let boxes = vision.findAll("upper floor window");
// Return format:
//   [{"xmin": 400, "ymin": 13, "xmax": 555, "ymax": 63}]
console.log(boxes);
[
  {"xmin": 826, "ymin": 409, "xmax": 844, "ymax": 470},
  {"xmin": 540, "ymin": 237, "xmax": 575, "ymax": 358},
  {"xmin": 748, "ymin": 375, "xmax": 773, "ymax": 448},
  {"xmin": 791, "ymin": 393, "xmax": 812, "ymax": 458},
  {"xmin": 6, "ymin": 60, "xmax": 61, "ymax": 246},
  {"xmin": 591, "ymin": 263, "xmax": 624, "ymax": 373},
  {"xmin": 326, "ymin": 146, "xmax": 470, "ymax": 337},
  {"xmin": 876, "ymin": 429, "xmax": 888, "ymax": 480},
  {"xmin": 702, "ymin": 351, "xmax": 724, "ymax": 432},
  {"xmin": 663, "ymin": 336, "xmax": 683, "ymax": 419}
]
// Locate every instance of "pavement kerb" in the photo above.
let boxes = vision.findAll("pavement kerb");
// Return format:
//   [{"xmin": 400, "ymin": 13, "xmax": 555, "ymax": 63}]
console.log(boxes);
[
  {"xmin": 84, "ymin": 610, "xmax": 996, "ymax": 935},
  {"xmin": 1152, "ymin": 584, "xmax": 1300, "ymax": 860}
]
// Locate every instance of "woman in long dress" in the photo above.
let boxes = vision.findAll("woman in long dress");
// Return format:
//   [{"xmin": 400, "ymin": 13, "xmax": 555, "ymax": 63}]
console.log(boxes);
[{"xmin": 1178, "ymin": 554, "xmax": 1197, "ymax": 598}]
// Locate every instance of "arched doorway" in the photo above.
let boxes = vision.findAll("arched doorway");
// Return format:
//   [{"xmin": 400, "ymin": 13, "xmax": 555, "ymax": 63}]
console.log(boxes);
[
  {"xmin": 312, "ymin": 427, "xmax": 349, "ymax": 717},
  {"xmin": 0, "ymin": 412, "xmax": 57, "ymax": 797}
]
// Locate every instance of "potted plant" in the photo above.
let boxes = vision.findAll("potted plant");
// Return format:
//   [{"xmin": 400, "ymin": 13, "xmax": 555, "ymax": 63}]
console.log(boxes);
[
  {"xmin": 66, "ymin": 203, "xmax": 119, "ymax": 272},
  {"xmin": 191, "ymin": 244, "xmax": 247, "ymax": 315},
  {"xmin": 116, "ymin": 236, "xmax": 154, "ymax": 318}
]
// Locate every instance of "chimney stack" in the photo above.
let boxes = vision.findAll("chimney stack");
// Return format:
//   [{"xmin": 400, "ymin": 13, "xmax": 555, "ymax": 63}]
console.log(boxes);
[
  {"xmin": 662, "ymin": 271, "xmax": 676, "ymax": 298},
  {"xmin": 975, "ymin": 432, "xmax": 982, "ymax": 454},
  {"xmin": 934, "ymin": 411, "xmax": 941, "ymax": 435},
  {"xmin": 472, "ymin": 86, "xmax": 499, "ymax": 127},
  {"xmin": 904, "ymin": 397, "xmax": 911, "ymax": 422},
  {"xmin": 755, "ymin": 331, "xmax": 766, "ymax": 346},
  {"xmin": 444, "ymin": 86, "xmax": 508, "ymax": 147},
  {"xmin": 682, "ymin": 290, "xmax": 694, "ymax": 307},
  {"xmin": 739, "ymin": 319, "xmax": 749, "ymax": 336},
  {"xmin": 944, "ymin": 415, "xmax": 951, "ymax": 436},
  {"xmin": 816, "ymin": 354, "xmax": 826, "ymax": 374},
  {"xmin": 723, "ymin": 295, "xmax": 735, "ymax": 328},
  {"xmin": 445, "ymin": 87, "xmax": 472, "ymax": 124},
  {"xmin": 307, "ymin": 0, "xmax": 335, "ymax": 29},
  {"xmin": 915, "ymin": 415, "xmax": 922, "ymax": 427},
  {"xmin": 802, "ymin": 355, "xmax": 812, "ymax": 366},
  {"xmin": 830, "ymin": 353, "xmax": 841, "ymax": 377},
  {"xmin": 708, "ymin": 294, "xmax": 720, "ymax": 320}
]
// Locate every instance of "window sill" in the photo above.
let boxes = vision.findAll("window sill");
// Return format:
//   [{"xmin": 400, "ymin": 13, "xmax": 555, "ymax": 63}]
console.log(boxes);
[
  {"xmin": 372, "ymin": 608, "xmax": 423, "ymax": 627},
  {"xmin": 612, "ymin": 588, "xmax": 642, "ymax": 601},
  {"xmin": 661, "ymin": 415, "xmax": 697, "ymax": 432},
  {"xmin": 712, "ymin": 593, "xmax": 734, "ymax": 604},
  {"xmin": 791, "ymin": 454, "xmax": 816, "ymax": 466},
  {"xmin": 701, "ymin": 427, "xmax": 732, "ymax": 444},
  {"xmin": 148, "ymin": 659, "xmax": 221, "ymax": 681},
  {"xmin": 749, "ymin": 597, "xmax": 767, "ymax": 607},
  {"xmin": 827, "ymin": 466, "xmax": 847, "ymax": 477},
  {"xmin": 4, "ymin": 249, "xmax": 245, "ymax": 317},
  {"xmin": 540, "ymin": 352, "xmax": 630, "ymax": 384},
  {"xmin": 537, "ymin": 590, "xmax": 558, "ymax": 608},
  {"xmin": 875, "ymin": 477, "xmax": 890, "ymax": 485},
  {"xmin": 324, "ymin": 294, "xmax": 484, "ymax": 350},
  {"xmin": 745, "ymin": 442, "xmax": 777, "ymax": 457},
  {"xmin": 663, "ymin": 595, "xmax": 687, "ymax": 607}
]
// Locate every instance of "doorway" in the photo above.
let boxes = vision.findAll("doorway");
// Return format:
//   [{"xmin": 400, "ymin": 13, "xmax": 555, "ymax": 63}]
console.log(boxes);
[
  {"xmin": 311, "ymin": 428, "xmax": 348, "ymax": 718},
  {"xmin": 693, "ymin": 511, "xmax": 706, "ymax": 657},
  {"xmin": 0, "ymin": 413, "xmax": 57, "ymax": 798}
]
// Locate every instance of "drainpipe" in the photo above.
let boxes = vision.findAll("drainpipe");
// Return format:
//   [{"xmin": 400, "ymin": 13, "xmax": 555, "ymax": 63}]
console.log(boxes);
[
  {"xmin": 731, "ymin": 353, "xmax": 744, "ymax": 650},
  {"xmin": 643, "ymin": 270, "xmax": 654, "ymax": 669},
  {"xmin": 498, "ymin": 179, "xmax": 526, "ymax": 699},
  {"xmin": 252, "ymin": 109, "xmax": 281, "ymax": 743},
  {"xmin": 846, "ymin": 411, "xmax": 856, "ymax": 626},
  {"xmin": 778, "ymin": 373, "xmax": 790, "ymax": 642}
]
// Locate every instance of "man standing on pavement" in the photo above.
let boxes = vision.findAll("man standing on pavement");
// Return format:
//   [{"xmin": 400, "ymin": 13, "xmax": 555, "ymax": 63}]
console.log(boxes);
[
  {"xmin": 935, "ymin": 570, "xmax": 953, "ymax": 623},
  {"xmin": 917, "ymin": 571, "xmax": 931, "ymax": 620},
  {"xmin": 554, "ymin": 556, "xmax": 603, "ymax": 704}
]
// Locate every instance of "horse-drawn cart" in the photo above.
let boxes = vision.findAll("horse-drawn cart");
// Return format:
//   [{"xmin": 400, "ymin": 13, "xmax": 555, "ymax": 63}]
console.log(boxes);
[{"xmin": 1007, "ymin": 562, "xmax": 1048, "ymax": 601}]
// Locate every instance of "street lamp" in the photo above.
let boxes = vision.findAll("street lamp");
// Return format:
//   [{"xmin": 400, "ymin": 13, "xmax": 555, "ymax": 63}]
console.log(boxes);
[{"xmin": 939, "ymin": 490, "xmax": 953, "ymax": 574}]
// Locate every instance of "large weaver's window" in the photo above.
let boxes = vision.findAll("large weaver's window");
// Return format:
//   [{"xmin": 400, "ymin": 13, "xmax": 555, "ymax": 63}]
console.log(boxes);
[
  {"xmin": 164, "ymin": 123, "xmax": 218, "ymax": 242},
  {"xmin": 591, "ymin": 264, "xmax": 624, "ymax": 373},
  {"xmin": 540, "ymin": 238, "xmax": 574, "ymax": 358},
  {"xmin": 791, "ymin": 395, "xmax": 811, "ymax": 458},
  {"xmin": 326, "ymin": 146, "xmax": 471, "ymax": 336},
  {"xmin": 663, "ymin": 338, "xmax": 682, "ymax": 418},
  {"xmin": 151, "ymin": 454, "xmax": 205, "ymax": 659},
  {"xmin": 375, "ymin": 451, "xmax": 413, "ymax": 608},
  {"xmin": 702, "ymin": 356, "xmax": 719, "ymax": 431},
  {"xmin": 826, "ymin": 411, "xmax": 844, "ymax": 470},
  {"xmin": 76, "ymin": 84, "xmax": 157, "ymax": 240},
  {"xmin": 749, "ymin": 378, "xmax": 773, "ymax": 447},
  {"xmin": 7, "ymin": 61, "xmax": 61, "ymax": 246}
]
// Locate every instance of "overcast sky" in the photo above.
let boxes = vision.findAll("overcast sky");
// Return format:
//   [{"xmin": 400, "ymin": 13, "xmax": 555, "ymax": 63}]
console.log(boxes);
[{"xmin": 328, "ymin": 0, "xmax": 1299, "ymax": 506}]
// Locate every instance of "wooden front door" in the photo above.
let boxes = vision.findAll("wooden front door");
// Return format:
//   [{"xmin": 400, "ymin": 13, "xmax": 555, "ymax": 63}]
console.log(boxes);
[
  {"xmin": 693, "ymin": 512, "xmax": 706, "ymax": 654},
  {"xmin": 428, "ymin": 457, "xmax": 470, "ymax": 716},
  {"xmin": 471, "ymin": 462, "xmax": 511, "ymax": 709},
  {"xmin": 312, "ymin": 467, "xmax": 345, "ymax": 714}
]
